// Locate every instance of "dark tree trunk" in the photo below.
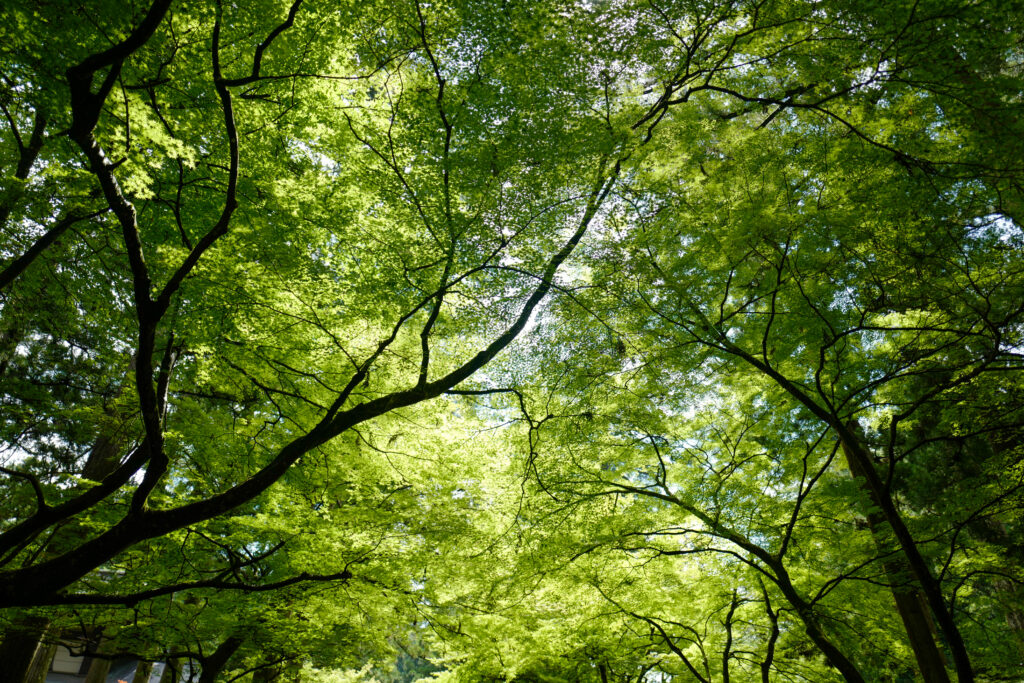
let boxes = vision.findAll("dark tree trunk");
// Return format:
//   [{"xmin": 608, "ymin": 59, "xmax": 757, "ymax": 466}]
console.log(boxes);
[
  {"xmin": 0, "ymin": 617, "xmax": 49, "ymax": 683},
  {"xmin": 132, "ymin": 662, "xmax": 154, "ymax": 683},
  {"xmin": 83, "ymin": 657, "xmax": 112, "ymax": 683},
  {"xmin": 721, "ymin": 590, "xmax": 738, "ymax": 683},
  {"xmin": 724, "ymin": 345, "xmax": 974, "ymax": 682},
  {"xmin": 842, "ymin": 439, "xmax": 951, "ymax": 683},
  {"xmin": 82, "ymin": 354, "xmax": 138, "ymax": 482},
  {"xmin": 25, "ymin": 635, "xmax": 57, "ymax": 683},
  {"xmin": 198, "ymin": 636, "xmax": 243, "ymax": 683},
  {"xmin": 0, "ymin": 108, "xmax": 46, "ymax": 229},
  {"xmin": 82, "ymin": 636, "xmax": 115, "ymax": 683},
  {"xmin": 759, "ymin": 581, "xmax": 780, "ymax": 683},
  {"xmin": 158, "ymin": 659, "xmax": 182, "ymax": 683}
]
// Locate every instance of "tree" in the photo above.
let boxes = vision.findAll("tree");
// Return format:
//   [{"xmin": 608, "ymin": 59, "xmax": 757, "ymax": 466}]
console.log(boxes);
[
  {"xmin": 509, "ymin": 2, "xmax": 1024, "ymax": 676},
  {"xmin": 3, "ymin": 0, "xmax": 1024, "ymax": 680},
  {"xmin": 0, "ymin": 0, "xmax": 636, "ymax": 604}
]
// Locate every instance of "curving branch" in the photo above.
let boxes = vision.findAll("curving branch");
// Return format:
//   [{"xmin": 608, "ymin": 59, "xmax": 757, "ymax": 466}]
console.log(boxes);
[
  {"xmin": 219, "ymin": 0, "xmax": 305, "ymax": 88},
  {"xmin": 0, "ymin": 466, "xmax": 49, "ymax": 514},
  {"xmin": 36, "ymin": 569, "xmax": 352, "ymax": 607},
  {"xmin": 0, "ymin": 147, "xmax": 625, "ymax": 608},
  {"xmin": 0, "ymin": 209, "xmax": 108, "ymax": 292}
]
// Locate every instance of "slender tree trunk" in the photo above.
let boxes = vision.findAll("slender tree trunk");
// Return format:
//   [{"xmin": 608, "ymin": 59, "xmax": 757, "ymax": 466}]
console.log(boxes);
[
  {"xmin": 721, "ymin": 346, "xmax": 975, "ymax": 681},
  {"xmin": 81, "ymin": 353, "xmax": 138, "ymax": 482},
  {"xmin": 759, "ymin": 580, "xmax": 780, "ymax": 683},
  {"xmin": 0, "ymin": 616, "xmax": 50, "ymax": 683},
  {"xmin": 972, "ymin": 515, "xmax": 1024, "ymax": 655},
  {"xmin": 158, "ymin": 658, "xmax": 182, "ymax": 683},
  {"xmin": 841, "ymin": 439, "xmax": 951, "ymax": 683},
  {"xmin": 25, "ymin": 630, "xmax": 57, "ymax": 683},
  {"xmin": 670, "ymin": 471, "xmax": 865, "ymax": 681},
  {"xmin": 132, "ymin": 662, "xmax": 154, "ymax": 683},
  {"xmin": 84, "ymin": 656, "xmax": 112, "ymax": 683},
  {"xmin": 81, "ymin": 634, "xmax": 117, "ymax": 683},
  {"xmin": 31, "ymin": 355, "xmax": 140, "ymax": 556},
  {"xmin": 82, "ymin": 398, "xmax": 133, "ymax": 481},
  {"xmin": 0, "ymin": 411, "xmax": 130, "ymax": 681},
  {"xmin": 991, "ymin": 576, "xmax": 1024, "ymax": 657},
  {"xmin": 832, "ymin": 429, "xmax": 973, "ymax": 681},
  {"xmin": 721, "ymin": 590, "xmax": 738, "ymax": 683}
]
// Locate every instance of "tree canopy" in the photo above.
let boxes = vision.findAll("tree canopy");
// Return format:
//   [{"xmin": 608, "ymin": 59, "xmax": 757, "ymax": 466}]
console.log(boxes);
[{"xmin": 1, "ymin": 0, "xmax": 1023, "ymax": 680}]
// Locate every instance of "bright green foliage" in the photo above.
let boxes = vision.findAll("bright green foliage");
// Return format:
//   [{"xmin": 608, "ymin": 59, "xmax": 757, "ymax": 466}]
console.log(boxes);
[{"xmin": 2, "ymin": 0, "xmax": 1024, "ymax": 681}]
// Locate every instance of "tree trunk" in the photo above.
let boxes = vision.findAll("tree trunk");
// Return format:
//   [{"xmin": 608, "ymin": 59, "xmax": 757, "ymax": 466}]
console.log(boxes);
[
  {"xmin": 674, "ymin": 467, "xmax": 865, "ymax": 681},
  {"xmin": 0, "ymin": 406, "xmax": 130, "ymax": 680},
  {"xmin": 724, "ymin": 344, "xmax": 975, "ymax": 682},
  {"xmin": 841, "ymin": 439, "xmax": 951, "ymax": 683},
  {"xmin": 0, "ymin": 617, "xmax": 49, "ymax": 683},
  {"xmin": 132, "ymin": 662, "xmax": 154, "ymax": 683},
  {"xmin": 759, "ymin": 580, "xmax": 780, "ymax": 683},
  {"xmin": 198, "ymin": 635, "xmax": 243, "ymax": 683},
  {"xmin": 158, "ymin": 659, "xmax": 182, "ymax": 683},
  {"xmin": 25, "ymin": 638, "xmax": 58, "ymax": 683},
  {"xmin": 82, "ymin": 635, "xmax": 117, "ymax": 683},
  {"xmin": 0, "ymin": 292, "xmax": 26, "ymax": 381},
  {"xmin": 991, "ymin": 576, "xmax": 1024, "ymax": 657},
  {"xmin": 84, "ymin": 657, "xmax": 112, "ymax": 683},
  {"xmin": 721, "ymin": 590, "xmax": 738, "ymax": 683}
]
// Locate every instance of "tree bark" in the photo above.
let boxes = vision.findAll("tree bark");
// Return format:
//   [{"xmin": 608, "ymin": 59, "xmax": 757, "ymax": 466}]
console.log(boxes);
[
  {"xmin": 83, "ymin": 657, "xmax": 112, "ymax": 683},
  {"xmin": 0, "ymin": 287, "xmax": 27, "ymax": 381},
  {"xmin": 25, "ymin": 636, "xmax": 57, "ymax": 683},
  {"xmin": 198, "ymin": 635, "xmax": 243, "ymax": 683},
  {"xmin": 759, "ymin": 580, "xmax": 780, "ymax": 683},
  {"xmin": 630, "ymin": 478, "xmax": 866, "ymax": 681},
  {"xmin": 721, "ymin": 590, "xmax": 738, "ymax": 683},
  {"xmin": 158, "ymin": 658, "xmax": 182, "ymax": 683},
  {"xmin": 717, "ymin": 342, "xmax": 975, "ymax": 682},
  {"xmin": 0, "ymin": 617, "xmax": 49, "ymax": 683},
  {"xmin": 132, "ymin": 661, "xmax": 154, "ymax": 683},
  {"xmin": 82, "ymin": 354, "xmax": 138, "ymax": 483},
  {"xmin": 841, "ymin": 438, "xmax": 951, "ymax": 683},
  {"xmin": 80, "ymin": 634, "xmax": 117, "ymax": 683}
]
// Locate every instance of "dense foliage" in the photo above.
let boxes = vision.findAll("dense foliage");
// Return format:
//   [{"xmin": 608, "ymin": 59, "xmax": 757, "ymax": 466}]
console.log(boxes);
[{"xmin": 1, "ymin": 0, "xmax": 1023, "ymax": 680}]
